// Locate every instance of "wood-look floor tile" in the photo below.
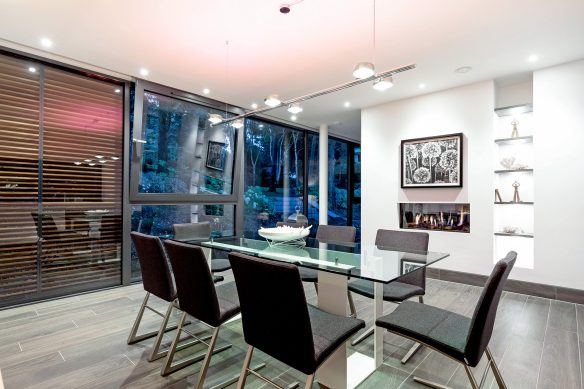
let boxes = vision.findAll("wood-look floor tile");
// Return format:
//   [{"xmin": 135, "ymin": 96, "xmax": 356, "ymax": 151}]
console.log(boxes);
[
  {"xmin": 548, "ymin": 300, "xmax": 577, "ymax": 333},
  {"xmin": 538, "ymin": 327, "xmax": 581, "ymax": 389}
]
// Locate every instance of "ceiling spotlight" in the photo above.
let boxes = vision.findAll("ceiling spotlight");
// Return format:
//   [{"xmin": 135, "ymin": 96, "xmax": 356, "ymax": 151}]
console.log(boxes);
[
  {"xmin": 287, "ymin": 103, "xmax": 303, "ymax": 114},
  {"xmin": 290, "ymin": 115, "xmax": 297, "ymax": 121},
  {"xmin": 40, "ymin": 37, "xmax": 53, "ymax": 48},
  {"xmin": 74, "ymin": 161, "xmax": 82, "ymax": 165},
  {"xmin": 251, "ymin": 103, "xmax": 258, "ymax": 109},
  {"xmin": 344, "ymin": 101, "xmax": 351, "ymax": 108},
  {"xmin": 28, "ymin": 67, "xmax": 37, "ymax": 73},
  {"xmin": 419, "ymin": 83, "xmax": 426, "ymax": 89},
  {"xmin": 264, "ymin": 94, "xmax": 281, "ymax": 107},
  {"xmin": 373, "ymin": 76, "xmax": 394, "ymax": 91},
  {"xmin": 203, "ymin": 88, "xmax": 210, "ymax": 94},
  {"xmin": 455, "ymin": 66, "xmax": 472, "ymax": 74},
  {"xmin": 98, "ymin": 159, "xmax": 107, "ymax": 163},
  {"xmin": 95, "ymin": 155, "xmax": 104, "ymax": 159},
  {"xmin": 114, "ymin": 88, "xmax": 121, "ymax": 93},
  {"xmin": 208, "ymin": 113, "xmax": 223, "ymax": 125},
  {"xmin": 88, "ymin": 163, "xmax": 96, "ymax": 166},
  {"xmin": 352, "ymin": 62, "xmax": 375, "ymax": 79},
  {"xmin": 232, "ymin": 119, "xmax": 244, "ymax": 129},
  {"xmin": 111, "ymin": 156, "xmax": 119, "ymax": 160},
  {"xmin": 84, "ymin": 159, "xmax": 92, "ymax": 162},
  {"xmin": 527, "ymin": 54, "xmax": 538, "ymax": 63},
  {"xmin": 139, "ymin": 68, "xmax": 149, "ymax": 77}
]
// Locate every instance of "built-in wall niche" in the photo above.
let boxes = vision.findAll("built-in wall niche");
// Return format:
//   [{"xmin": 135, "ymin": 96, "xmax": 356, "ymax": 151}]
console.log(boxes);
[{"xmin": 400, "ymin": 203, "xmax": 470, "ymax": 233}]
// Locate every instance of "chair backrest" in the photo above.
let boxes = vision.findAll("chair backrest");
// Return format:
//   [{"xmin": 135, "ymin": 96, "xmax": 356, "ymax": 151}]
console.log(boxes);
[
  {"xmin": 228, "ymin": 252, "xmax": 317, "ymax": 375},
  {"xmin": 130, "ymin": 232, "xmax": 175, "ymax": 302},
  {"xmin": 276, "ymin": 221, "xmax": 307, "ymax": 228},
  {"xmin": 31, "ymin": 212, "xmax": 60, "ymax": 240},
  {"xmin": 173, "ymin": 222, "xmax": 211, "ymax": 241},
  {"xmin": 376, "ymin": 229, "xmax": 429, "ymax": 289},
  {"xmin": 163, "ymin": 240, "xmax": 222, "ymax": 327},
  {"xmin": 316, "ymin": 225, "xmax": 357, "ymax": 246},
  {"xmin": 464, "ymin": 251, "xmax": 516, "ymax": 366}
]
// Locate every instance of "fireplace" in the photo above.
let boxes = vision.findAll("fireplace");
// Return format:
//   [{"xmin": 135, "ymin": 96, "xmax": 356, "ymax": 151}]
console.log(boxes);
[{"xmin": 400, "ymin": 203, "xmax": 470, "ymax": 233}]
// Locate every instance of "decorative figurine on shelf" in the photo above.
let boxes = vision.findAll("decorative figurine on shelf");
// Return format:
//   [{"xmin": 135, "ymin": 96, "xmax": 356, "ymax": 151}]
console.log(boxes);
[
  {"xmin": 512, "ymin": 181, "xmax": 521, "ymax": 202},
  {"xmin": 495, "ymin": 189, "xmax": 503, "ymax": 203},
  {"xmin": 510, "ymin": 119, "xmax": 519, "ymax": 138}
]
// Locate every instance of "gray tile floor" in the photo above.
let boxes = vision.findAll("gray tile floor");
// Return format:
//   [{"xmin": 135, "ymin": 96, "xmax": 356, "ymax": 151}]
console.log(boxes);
[{"xmin": 0, "ymin": 276, "xmax": 582, "ymax": 389}]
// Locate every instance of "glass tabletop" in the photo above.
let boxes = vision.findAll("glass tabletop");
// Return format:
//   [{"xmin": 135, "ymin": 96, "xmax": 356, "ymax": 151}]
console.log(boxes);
[{"xmin": 175, "ymin": 236, "xmax": 449, "ymax": 284}]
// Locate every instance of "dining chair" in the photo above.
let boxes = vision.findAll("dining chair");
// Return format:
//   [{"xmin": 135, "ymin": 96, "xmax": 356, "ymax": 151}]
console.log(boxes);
[
  {"xmin": 229, "ymin": 252, "xmax": 365, "ymax": 389},
  {"xmin": 348, "ymin": 229, "xmax": 429, "ymax": 364},
  {"xmin": 162, "ymin": 240, "xmax": 260, "ymax": 386},
  {"xmin": 172, "ymin": 222, "xmax": 231, "ymax": 273},
  {"xmin": 299, "ymin": 224, "xmax": 357, "ymax": 293},
  {"xmin": 375, "ymin": 251, "xmax": 517, "ymax": 389}
]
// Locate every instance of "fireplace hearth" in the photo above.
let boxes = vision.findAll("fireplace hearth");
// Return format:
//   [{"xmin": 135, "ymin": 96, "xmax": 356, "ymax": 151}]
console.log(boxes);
[{"xmin": 400, "ymin": 203, "xmax": 470, "ymax": 233}]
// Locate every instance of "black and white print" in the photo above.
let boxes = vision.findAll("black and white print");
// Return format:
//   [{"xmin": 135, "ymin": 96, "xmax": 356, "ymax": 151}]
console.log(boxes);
[
  {"xmin": 401, "ymin": 133, "xmax": 463, "ymax": 188},
  {"xmin": 401, "ymin": 260, "xmax": 423, "ymax": 275},
  {"xmin": 205, "ymin": 141, "xmax": 227, "ymax": 171}
]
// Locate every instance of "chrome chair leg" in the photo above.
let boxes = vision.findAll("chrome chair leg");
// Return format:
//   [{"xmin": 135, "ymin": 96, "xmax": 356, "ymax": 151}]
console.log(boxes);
[
  {"xmin": 413, "ymin": 376, "xmax": 452, "ymax": 389},
  {"xmin": 464, "ymin": 365, "xmax": 480, "ymax": 389},
  {"xmin": 348, "ymin": 291, "xmax": 357, "ymax": 317},
  {"xmin": 401, "ymin": 342, "xmax": 422, "ymax": 364},
  {"xmin": 304, "ymin": 374, "xmax": 314, "ymax": 389},
  {"xmin": 195, "ymin": 327, "xmax": 220, "ymax": 389},
  {"xmin": 351, "ymin": 325, "xmax": 374, "ymax": 346},
  {"xmin": 127, "ymin": 292, "xmax": 150, "ymax": 344},
  {"xmin": 313, "ymin": 282, "xmax": 318, "ymax": 294},
  {"xmin": 486, "ymin": 347, "xmax": 507, "ymax": 389},
  {"xmin": 148, "ymin": 299, "xmax": 174, "ymax": 361},
  {"xmin": 236, "ymin": 346, "xmax": 254, "ymax": 389}
]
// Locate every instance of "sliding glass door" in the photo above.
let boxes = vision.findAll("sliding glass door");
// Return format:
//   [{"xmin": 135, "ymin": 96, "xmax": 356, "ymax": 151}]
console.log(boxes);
[{"xmin": 0, "ymin": 53, "xmax": 124, "ymax": 307}]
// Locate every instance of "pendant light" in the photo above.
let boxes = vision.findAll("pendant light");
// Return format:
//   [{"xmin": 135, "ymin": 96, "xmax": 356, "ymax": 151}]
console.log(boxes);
[
  {"xmin": 353, "ymin": 0, "xmax": 377, "ymax": 79},
  {"xmin": 373, "ymin": 76, "xmax": 394, "ymax": 91},
  {"xmin": 232, "ymin": 119, "xmax": 244, "ymax": 128},
  {"xmin": 287, "ymin": 103, "xmax": 303, "ymax": 114},
  {"xmin": 208, "ymin": 113, "xmax": 223, "ymax": 125},
  {"xmin": 264, "ymin": 94, "xmax": 282, "ymax": 107}
]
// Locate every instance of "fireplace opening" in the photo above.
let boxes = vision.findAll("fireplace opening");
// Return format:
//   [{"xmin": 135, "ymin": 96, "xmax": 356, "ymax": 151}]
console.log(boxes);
[{"xmin": 400, "ymin": 203, "xmax": 470, "ymax": 233}]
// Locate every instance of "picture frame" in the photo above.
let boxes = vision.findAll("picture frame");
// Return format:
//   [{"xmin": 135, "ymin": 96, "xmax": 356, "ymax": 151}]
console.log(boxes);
[
  {"xmin": 205, "ymin": 141, "xmax": 227, "ymax": 171},
  {"xmin": 401, "ymin": 260, "xmax": 423, "ymax": 276},
  {"xmin": 401, "ymin": 133, "xmax": 463, "ymax": 188}
]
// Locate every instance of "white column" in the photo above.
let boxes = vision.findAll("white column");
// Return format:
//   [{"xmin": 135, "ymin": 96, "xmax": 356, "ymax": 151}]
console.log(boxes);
[{"xmin": 319, "ymin": 123, "xmax": 328, "ymax": 226}]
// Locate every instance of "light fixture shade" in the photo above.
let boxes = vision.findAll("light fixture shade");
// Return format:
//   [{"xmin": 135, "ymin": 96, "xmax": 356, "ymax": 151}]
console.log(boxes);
[
  {"xmin": 264, "ymin": 94, "xmax": 281, "ymax": 107},
  {"xmin": 373, "ymin": 76, "xmax": 394, "ymax": 91},
  {"xmin": 208, "ymin": 113, "xmax": 223, "ymax": 125},
  {"xmin": 232, "ymin": 119, "xmax": 244, "ymax": 129},
  {"xmin": 287, "ymin": 103, "xmax": 303, "ymax": 114},
  {"xmin": 352, "ymin": 62, "xmax": 375, "ymax": 79}
]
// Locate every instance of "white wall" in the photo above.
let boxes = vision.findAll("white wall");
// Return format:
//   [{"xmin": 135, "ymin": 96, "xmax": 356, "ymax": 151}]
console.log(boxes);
[
  {"xmin": 529, "ymin": 59, "xmax": 584, "ymax": 289},
  {"xmin": 362, "ymin": 81, "xmax": 496, "ymax": 276},
  {"xmin": 495, "ymin": 79, "xmax": 533, "ymax": 108}
]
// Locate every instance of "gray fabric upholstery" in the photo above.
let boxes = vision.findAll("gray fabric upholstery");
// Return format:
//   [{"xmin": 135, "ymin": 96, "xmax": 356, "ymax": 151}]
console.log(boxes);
[
  {"xmin": 348, "ymin": 279, "xmax": 425, "ymax": 301},
  {"xmin": 130, "ymin": 232, "xmax": 176, "ymax": 302},
  {"xmin": 211, "ymin": 258, "xmax": 231, "ymax": 272},
  {"xmin": 316, "ymin": 225, "xmax": 357, "ymax": 247},
  {"xmin": 172, "ymin": 222, "xmax": 211, "ymax": 241},
  {"xmin": 376, "ymin": 252, "xmax": 517, "ymax": 367},
  {"xmin": 163, "ymin": 240, "xmax": 240, "ymax": 327},
  {"xmin": 298, "ymin": 267, "xmax": 319, "ymax": 282},
  {"xmin": 229, "ymin": 252, "xmax": 365, "ymax": 375}
]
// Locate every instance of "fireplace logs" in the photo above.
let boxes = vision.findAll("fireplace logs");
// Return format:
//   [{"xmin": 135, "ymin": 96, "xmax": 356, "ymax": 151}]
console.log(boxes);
[{"xmin": 400, "ymin": 203, "xmax": 470, "ymax": 233}]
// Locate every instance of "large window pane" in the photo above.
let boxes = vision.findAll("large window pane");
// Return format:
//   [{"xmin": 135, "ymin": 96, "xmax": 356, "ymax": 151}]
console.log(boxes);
[
  {"xmin": 137, "ymin": 92, "xmax": 236, "ymax": 195},
  {"xmin": 352, "ymin": 146, "xmax": 361, "ymax": 240},
  {"xmin": 130, "ymin": 204, "xmax": 235, "ymax": 280},
  {"xmin": 243, "ymin": 119, "xmax": 304, "ymax": 237}
]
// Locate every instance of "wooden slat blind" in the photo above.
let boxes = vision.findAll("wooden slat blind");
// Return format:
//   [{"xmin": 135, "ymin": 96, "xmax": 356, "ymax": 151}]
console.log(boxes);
[{"xmin": 0, "ymin": 53, "xmax": 124, "ymax": 304}]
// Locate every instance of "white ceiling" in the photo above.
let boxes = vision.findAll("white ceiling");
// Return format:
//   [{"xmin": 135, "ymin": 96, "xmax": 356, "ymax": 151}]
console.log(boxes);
[{"xmin": 1, "ymin": 0, "xmax": 584, "ymax": 140}]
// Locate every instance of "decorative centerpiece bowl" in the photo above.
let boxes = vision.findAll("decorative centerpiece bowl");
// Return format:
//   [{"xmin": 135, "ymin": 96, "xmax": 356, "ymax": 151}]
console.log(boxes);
[{"xmin": 258, "ymin": 225, "xmax": 311, "ymax": 247}]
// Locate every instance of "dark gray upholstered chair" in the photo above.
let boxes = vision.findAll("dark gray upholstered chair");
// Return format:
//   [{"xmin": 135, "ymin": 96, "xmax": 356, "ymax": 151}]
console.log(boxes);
[
  {"xmin": 161, "ymin": 240, "xmax": 242, "ymax": 385},
  {"xmin": 128, "ymin": 232, "xmax": 223, "ymax": 363},
  {"xmin": 172, "ymin": 222, "xmax": 231, "ymax": 273},
  {"xmin": 298, "ymin": 225, "xmax": 357, "ymax": 292},
  {"xmin": 229, "ymin": 252, "xmax": 365, "ymax": 389},
  {"xmin": 348, "ymin": 229, "xmax": 429, "ymax": 363},
  {"xmin": 376, "ymin": 252, "xmax": 517, "ymax": 389}
]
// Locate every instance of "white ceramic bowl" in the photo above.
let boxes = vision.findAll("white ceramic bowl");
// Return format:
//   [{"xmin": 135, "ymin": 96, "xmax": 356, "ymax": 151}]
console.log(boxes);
[{"xmin": 258, "ymin": 226, "xmax": 310, "ymax": 242}]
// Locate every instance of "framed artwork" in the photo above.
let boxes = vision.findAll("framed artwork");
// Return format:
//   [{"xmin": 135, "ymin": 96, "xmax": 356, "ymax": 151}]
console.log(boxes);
[
  {"xmin": 401, "ymin": 260, "xmax": 423, "ymax": 275},
  {"xmin": 205, "ymin": 141, "xmax": 227, "ymax": 171},
  {"xmin": 401, "ymin": 133, "xmax": 463, "ymax": 188}
]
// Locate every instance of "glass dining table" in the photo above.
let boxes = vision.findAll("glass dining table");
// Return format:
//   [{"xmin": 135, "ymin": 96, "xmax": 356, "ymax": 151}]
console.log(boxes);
[{"xmin": 175, "ymin": 236, "xmax": 449, "ymax": 389}]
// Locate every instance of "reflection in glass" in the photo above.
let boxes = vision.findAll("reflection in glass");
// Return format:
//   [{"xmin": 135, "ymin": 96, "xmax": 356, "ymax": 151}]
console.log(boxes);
[{"xmin": 138, "ymin": 92, "xmax": 236, "ymax": 195}]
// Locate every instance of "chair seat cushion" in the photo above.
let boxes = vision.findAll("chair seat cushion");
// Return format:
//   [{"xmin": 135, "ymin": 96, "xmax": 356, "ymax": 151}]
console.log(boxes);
[
  {"xmin": 348, "ymin": 279, "xmax": 424, "ymax": 302},
  {"xmin": 216, "ymin": 282, "xmax": 241, "ymax": 324},
  {"xmin": 211, "ymin": 258, "xmax": 232, "ymax": 273},
  {"xmin": 298, "ymin": 267, "xmax": 319, "ymax": 282},
  {"xmin": 376, "ymin": 300, "xmax": 471, "ymax": 363},
  {"xmin": 308, "ymin": 305, "xmax": 365, "ymax": 369}
]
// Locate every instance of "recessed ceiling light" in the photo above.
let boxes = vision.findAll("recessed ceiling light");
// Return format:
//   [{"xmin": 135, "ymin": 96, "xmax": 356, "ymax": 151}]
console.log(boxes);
[
  {"xmin": 264, "ymin": 94, "xmax": 281, "ymax": 107},
  {"xmin": 251, "ymin": 103, "xmax": 258, "ymax": 109},
  {"xmin": 95, "ymin": 155, "xmax": 104, "ymax": 159},
  {"xmin": 290, "ymin": 115, "xmax": 297, "ymax": 121},
  {"xmin": 98, "ymin": 159, "xmax": 107, "ymax": 163},
  {"xmin": 208, "ymin": 113, "xmax": 223, "ymax": 125},
  {"xmin": 74, "ymin": 161, "xmax": 82, "ymax": 165},
  {"xmin": 84, "ymin": 159, "xmax": 92, "ymax": 162},
  {"xmin": 114, "ymin": 88, "xmax": 121, "ymax": 94},
  {"xmin": 28, "ymin": 66, "xmax": 37, "ymax": 73},
  {"xmin": 203, "ymin": 88, "xmax": 210, "ymax": 94},
  {"xmin": 139, "ymin": 68, "xmax": 149, "ymax": 77},
  {"xmin": 287, "ymin": 103, "xmax": 303, "ymax": 114},
  {"xmin": 418, "ymin": 83, "xmax": 426, "ymax": 89},
  {"xmin": 344, "ymin": 101, "xmax": 351, "ymax": 108},
  {"xmin": 40, "ymin": 37, "xmax": 53, "ymax": 48},
  {"xmin": 352, "ymin": 62, "xmax": 375, "ymax": 79},
  {"xmin": 111, "ymin": 156, "xmax": 119, "ymax": 160},
  {"xmin": 527, "ymin": 55, "xmax": 538, "ymax": 63},
  {"xmin": 373, "ymin": 76, "xmax": 394, "ymax": 91},
  {"xmin": 88, "ymin": 163, "xmax": 96, "ymax": 166},
  {"xmin": 455, "ymin": 66, "xmax": 472, "ymax": 74}
]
